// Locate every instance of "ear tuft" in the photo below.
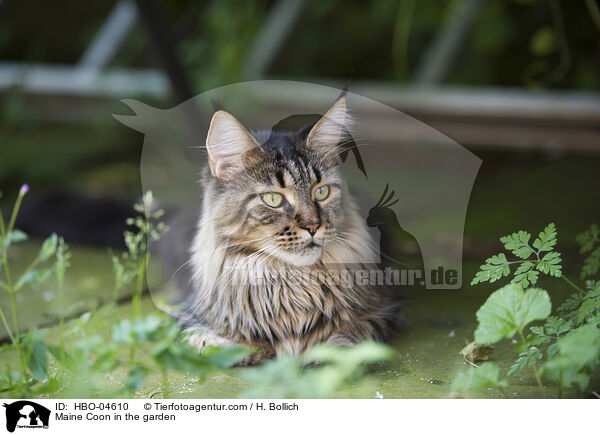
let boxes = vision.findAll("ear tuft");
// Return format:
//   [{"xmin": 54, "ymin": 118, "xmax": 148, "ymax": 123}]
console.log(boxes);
[
  {"xmin": 306, "ymin": 96, "xmax": 351, "ymax": 160},
  {"xmin": 206, "ymin": 111, "xmax": 261, "ymax": 180}
]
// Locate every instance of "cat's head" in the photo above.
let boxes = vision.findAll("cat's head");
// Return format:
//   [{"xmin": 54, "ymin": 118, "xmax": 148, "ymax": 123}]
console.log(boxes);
[{"xmin": 204, "ymin": 96, "xmax": 354, "ymax": 267}]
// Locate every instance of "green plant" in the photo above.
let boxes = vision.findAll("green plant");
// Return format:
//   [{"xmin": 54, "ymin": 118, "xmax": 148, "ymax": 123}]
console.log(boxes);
[
  {"xmin": 453, "ymin": 222, "xmax": 600, "ymax": 398},
  {"xmin": 109, "ymin": 191, "xmax": 168, "ymax": 366},
  {"xmin": 0, "ymin": 185, "xmax": 57, "ymax": 393},
  {"xmin": 450, "ymin": 362, "xmax": 508, "ymax": 396},
  {"xmin": 238, "ymin": 341, "xmax": 393, "ymax": 399},
  {"xmin": 0, "ymin": 187, "xmax": 250, "ymax": 397}
]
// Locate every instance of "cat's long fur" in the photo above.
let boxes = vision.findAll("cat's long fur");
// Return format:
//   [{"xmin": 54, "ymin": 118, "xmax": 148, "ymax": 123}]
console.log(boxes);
[{"xmin": 178, "ymin": 96, "xmax": 402, "ymax": 362}]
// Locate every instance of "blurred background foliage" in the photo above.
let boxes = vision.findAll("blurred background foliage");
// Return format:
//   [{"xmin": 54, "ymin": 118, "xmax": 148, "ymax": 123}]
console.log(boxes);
[{"xmin": 0, "ymin": 0, "xmax": 597, "ymax": 91}]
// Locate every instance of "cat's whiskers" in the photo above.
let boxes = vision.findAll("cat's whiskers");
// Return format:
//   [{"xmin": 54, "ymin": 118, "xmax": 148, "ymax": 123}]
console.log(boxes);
[
  {"xmin": 336, "ymin": 230, "xmax": 379, "ymax": 251},
  {"xmin": 334, "ymin": 231, "xmax": 378, "ymax": 259},
  {"xmin": 216, "ymin": 235, "xmax": 275, "ymax": 251},
  {"xmin": 317, "ymin": 137, "xmax": 375, "ymax": 160},
  {"xmin": 254, "ymin": 245, "xmax": 279, "ymax": 271},
  {"xmin": 336, "ymin": 231, "xmax": 405, "ymax": 266},
  {"xmin": 320, "ymin": 141, "xmax": 376, "ymax": 163},
  {"xmin": 170, "ymin": 258, "xmax": 194, "ymax": 281},
  {"xmin": 218, "ymin": 245, "xmax": 276, "ymax": 290}
]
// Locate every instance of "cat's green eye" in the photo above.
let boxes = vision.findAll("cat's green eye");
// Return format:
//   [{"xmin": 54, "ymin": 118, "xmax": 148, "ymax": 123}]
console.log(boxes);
[
  {"xmin": 261, "ymin": 192, "xmax": 284, "ymax": 208},
  {"xmin": 314, "ymin": 185, "xmax": 330, "ymax": 201}
]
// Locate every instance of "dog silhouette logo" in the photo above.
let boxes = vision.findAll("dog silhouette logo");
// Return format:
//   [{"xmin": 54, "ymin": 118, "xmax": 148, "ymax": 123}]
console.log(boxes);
[{"xmin": 3, "ymin": 401, "xmax": 50, "ymax": 432}]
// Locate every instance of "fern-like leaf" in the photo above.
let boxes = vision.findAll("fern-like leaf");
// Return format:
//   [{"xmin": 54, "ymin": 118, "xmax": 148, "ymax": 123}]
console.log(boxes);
[
  {"xmin": 577, "ymin": 288, "xmax": 600, "ymax": 325},
  {"xmin": 576, "ymin": 224, "xmax": 599, "ymax": 254},
  {"xmin": 500, "ymin": 231, "xmax": 534, "ymax": 259},
  {"xmin": 471, "ymin": 253, "xmax": 511, "ymax": 285},
  {"xmin": 511, "ymin": 261, "xmax": 539, "ymax": 288},
  {"xmin": 581, "ymin": 246, "xmax": 600, "ymax": 279},
  {"xmin": 533, "ymin": 223, "xmax": 558, "ymax": 252},
  {"xmin": 536, "ymin": 251, "xmax": 562, "ymax": 277}
]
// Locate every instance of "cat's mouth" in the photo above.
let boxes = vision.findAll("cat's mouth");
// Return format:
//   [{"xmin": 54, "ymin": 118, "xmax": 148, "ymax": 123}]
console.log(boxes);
[{"xmin": 275, "ymin": 240, "xmax": 324, "ymax": 266}]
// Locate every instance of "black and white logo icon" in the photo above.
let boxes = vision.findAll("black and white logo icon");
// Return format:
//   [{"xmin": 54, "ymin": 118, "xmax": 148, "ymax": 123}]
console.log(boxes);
[{"xmin": 3, "ymin": 401, "xmax": 50, "ymax": 433}]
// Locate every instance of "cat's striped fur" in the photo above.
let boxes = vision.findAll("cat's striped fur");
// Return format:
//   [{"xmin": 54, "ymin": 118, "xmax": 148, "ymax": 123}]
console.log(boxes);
[{"xmin": 179, "ymin": 97, "xmax": 402, "ymax": 363}]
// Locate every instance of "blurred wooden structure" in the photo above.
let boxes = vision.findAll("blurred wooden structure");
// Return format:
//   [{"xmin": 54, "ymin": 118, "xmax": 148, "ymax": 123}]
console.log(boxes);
[{"xmin": 0, "ymin": 0, "xmax": 598, "ymax": 153}]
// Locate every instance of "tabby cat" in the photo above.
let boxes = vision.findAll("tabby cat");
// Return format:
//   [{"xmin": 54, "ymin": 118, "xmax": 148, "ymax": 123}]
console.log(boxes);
[{"xmin": 179, "ymin": 96, "xmax": 402, "ymax": 363}]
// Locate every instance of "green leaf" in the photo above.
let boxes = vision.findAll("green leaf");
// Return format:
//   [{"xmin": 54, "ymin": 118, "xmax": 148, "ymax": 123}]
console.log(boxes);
[
  {"xmin": 125, "ymin": 365, "xmax": 148, "ymax": 391},
  {"xmin": 471, "ymin": 253, "xmax": 511, "ymax": 285},
  {"xmin": 547, "ymin": 342, "xmax": 559, "ymax": 359},
  {"xmin": 4, "ymin": 230, "xmax": 28, "ymax": 248},
  {"xmin": 152, "ymin": 343, "xmax": 218, "ymax": 377},
  {"xmin": 576, "ymin": 224, "xmax": 599, "ymax": 253},
  {"xmin": 586, "ymin": 280, "xmax": 600, "ymax": 291},
  {"xmin": 14, "ymin": 268, "xmax": 52, "ymax": 291},
  {"xmin": 238, "ymin": 342, "xmax": 393, "ymax": 399},
  {"xmin": 38, "ymin": 233, "xmax": 58, "ymax": 261},
  {"xmin": 532, "ymin": 223, "xmax": 558, "ymax": 252},
  {"xmin": 0, "ymin": 369, "xmax": 21, "ymax": 393},
  {"xmin": 47, "ymin": 344, "xmax": 76, "ymax": 371},
  {"xmin": 111, "ymin": 320, "xmax": 134, "ymax": 344},
  {"xmin": 536, "ymin": 251, "xmax": 562, "ymax": 277},
  {"xmin": 557, "ymin": 293, "xmax": 584, "ymax": 320},
  {"xmin": 542, "ymin": 324, "xmax": 600, "ymax": 390},
  {"xmin": 577, "ymin": 288, "xmax": 600, "ymax": 325},
  {"xmin": 451, "ymin": 362, "xmax": 508, "ymax": 392},
  {"xmin": 527, "ymin": 326, "xmax": 551, "ymax": 346},
  {"xmin": 73, "ymin": 334, "xmax": 103, "ymax": 353},
  {"xmin": 27, "ymin": 339, "xmax": 48, "ymax": 380},
  {"xmin": 203, "ymin": 346, "xmax": 251, "ymax": 368},
  {"xmin": 507, "ymin": 355, "xmax": 528, "ymax": 376},
  {"xmin": 305, "ymin": 341, "xmax": 393, "ymax": 372},
  {"xmin": 511, "ymin": 261, "xmax": 538, "ymax": 288},
  {"xmin": 577, "ymin": 224, "xmax": 600, "ymax": 279},
  {"xmin": 474, "ymin": 284, "xmax": 552, "ymax": 343},
  {"xmin": 581, "ymin": 246, "xmax": 600, "ymax": 279},
  {"xmin": 507, "ymin": 347, "xmax": 542, "ymax": 376},
  {"xmin": 112, "ymin": 315, "xmax": 166, "ymax": 344},
  {"xmin": 500, "ymin": 231, "xmax": 534, "ymax": 259},
  {"xmin": 544, "ymin": 316, "xmax": 572, "ymax": 336}
]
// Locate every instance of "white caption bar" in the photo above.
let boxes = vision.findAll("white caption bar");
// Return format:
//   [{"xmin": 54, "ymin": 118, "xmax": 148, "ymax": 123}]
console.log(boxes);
[{"xmin": 0, "ymin": 399, "xmax": 596, "ymax": 435}]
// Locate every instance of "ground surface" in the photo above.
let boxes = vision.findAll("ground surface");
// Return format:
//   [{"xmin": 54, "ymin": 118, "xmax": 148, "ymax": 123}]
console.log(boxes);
[{"xmin": 2, "ymin": 123, "xmax": 600, "ymax": 398}]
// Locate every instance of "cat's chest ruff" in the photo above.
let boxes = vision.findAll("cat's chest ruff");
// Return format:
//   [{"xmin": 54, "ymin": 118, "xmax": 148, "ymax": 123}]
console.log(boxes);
[{"xmin": 234, "ymin": 269, "xmax": 356, "ymax": 337}]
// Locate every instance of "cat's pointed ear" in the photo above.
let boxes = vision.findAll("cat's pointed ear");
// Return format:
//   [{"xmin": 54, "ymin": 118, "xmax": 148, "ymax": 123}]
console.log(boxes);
[
  {"xmin": 206, "ymin": 110, "xmax": 261, "ymax": 181},
  {"xmin": 306, "ymin": 96, "xmax": 351, "ymax": 157}
]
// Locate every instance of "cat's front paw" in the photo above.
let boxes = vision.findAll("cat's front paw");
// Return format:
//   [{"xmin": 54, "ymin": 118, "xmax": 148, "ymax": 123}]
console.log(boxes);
[
  {"xmin": 185, "ymin": 328, "xmax": 236, "ymax": 352},
  {"xmin": 233, "ymin": 347, "xmax": 276, "ymax": 367}
]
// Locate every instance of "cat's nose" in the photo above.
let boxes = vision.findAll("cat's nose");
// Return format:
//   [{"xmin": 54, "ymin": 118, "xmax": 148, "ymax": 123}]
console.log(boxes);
[{"xmin": 300, "ymin": 222, "xmax": 320, "ymax": 236}]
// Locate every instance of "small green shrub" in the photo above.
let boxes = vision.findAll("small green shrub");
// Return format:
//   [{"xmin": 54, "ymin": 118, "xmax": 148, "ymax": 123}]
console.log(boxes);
[
  {"xmin": 453, "ymin": 222, "xmax": 600, "ymax": 398},
  {"xmin": 239, "ymin": 342, "xmax": 393, "ymax": 399},
  {"xmin": 0, "ymin": 187, "xmax": 249, "ymax": 397}
]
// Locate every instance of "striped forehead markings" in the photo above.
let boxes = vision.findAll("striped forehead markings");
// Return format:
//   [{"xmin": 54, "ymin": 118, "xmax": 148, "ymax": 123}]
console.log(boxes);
[
  {"xmin": 276, "ymin": 171, "xmax": 286, "ymax": 188},
  {"xmin": 310, "ymin": 164, "xmax": 321, "ymax": 183}
]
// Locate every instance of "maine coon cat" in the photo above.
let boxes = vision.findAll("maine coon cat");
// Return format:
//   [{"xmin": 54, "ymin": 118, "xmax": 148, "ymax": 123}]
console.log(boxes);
[{"xmin": 179, "ymin": 96, "xmax": 402, "ymax": 363}]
